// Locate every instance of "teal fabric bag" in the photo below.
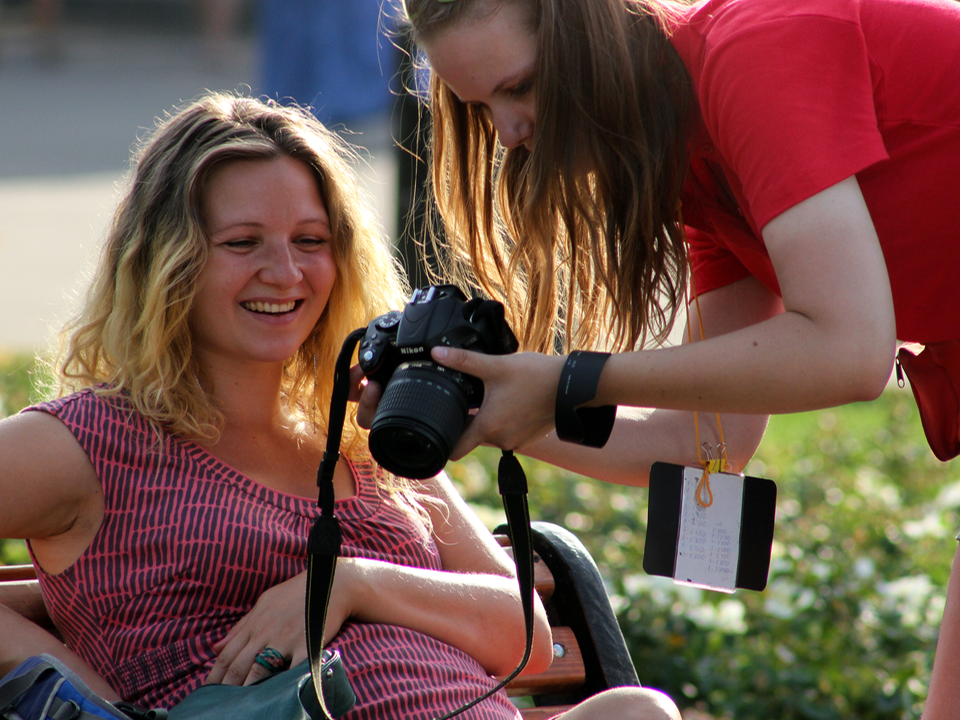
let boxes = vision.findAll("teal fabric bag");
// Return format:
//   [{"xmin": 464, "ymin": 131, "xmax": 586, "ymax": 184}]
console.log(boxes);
[{"xmin": 167, "ymin": 652, "xmax": 354, "ymax": 720}]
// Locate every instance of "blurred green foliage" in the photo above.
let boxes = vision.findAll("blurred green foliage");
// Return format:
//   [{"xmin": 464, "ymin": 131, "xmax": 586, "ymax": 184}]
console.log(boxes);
[
  {"xmin": 445, "ymin": 392, "xmax": 959, "ymax": 720},
  {"xmin": 2, "ymin": 353, "xmax": 958, "ymax": 718},
  {"xmin": 0, "ymin": 352, "xmax": 47, "ymax": 565}
]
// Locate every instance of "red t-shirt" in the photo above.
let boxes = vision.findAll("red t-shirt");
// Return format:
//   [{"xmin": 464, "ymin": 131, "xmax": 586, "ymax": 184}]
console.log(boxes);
[{"xmin": 669, "ymin": 0, "xmax": 960, "ymax": 344}]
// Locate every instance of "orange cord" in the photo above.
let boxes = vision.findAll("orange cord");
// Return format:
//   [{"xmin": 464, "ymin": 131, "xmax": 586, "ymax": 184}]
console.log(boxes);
[{"xmin": 678, "ymin": 204, "xmax": 729, "ymax": 507}]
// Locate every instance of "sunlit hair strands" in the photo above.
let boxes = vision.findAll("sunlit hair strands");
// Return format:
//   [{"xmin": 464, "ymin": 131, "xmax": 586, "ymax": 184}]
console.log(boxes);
[
  {"xmin": 55, "ymin": 92, "xmax": 408, "ymax": 460},
  {"xmin": 400, "ymin": 0, "xmax": 695, "ymax": 353}
]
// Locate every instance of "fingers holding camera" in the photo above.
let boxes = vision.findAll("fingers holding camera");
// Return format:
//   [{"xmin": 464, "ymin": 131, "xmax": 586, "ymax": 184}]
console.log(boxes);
[
  {"xmin": 347, "ymin": 363, "xmax": 367, "ymax": 404},
  {"xmin": 352, "ymin": 368, "xmax": 382, "ymax": 430},
  {"xmin": 431, "ymin": 347, "xmax": 565, "ymax": 459}
]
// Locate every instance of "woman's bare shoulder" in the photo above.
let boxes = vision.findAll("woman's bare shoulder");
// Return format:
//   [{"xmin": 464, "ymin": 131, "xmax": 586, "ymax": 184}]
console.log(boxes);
[{"xmin": 0, "ymin": 410, "xmax": 102, "ymax": 544}]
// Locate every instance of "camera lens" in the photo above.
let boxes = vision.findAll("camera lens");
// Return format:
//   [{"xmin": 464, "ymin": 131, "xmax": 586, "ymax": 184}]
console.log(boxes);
[{"xmin": 368, "ymin": 361, "xmax": 472, "ymax": 479}]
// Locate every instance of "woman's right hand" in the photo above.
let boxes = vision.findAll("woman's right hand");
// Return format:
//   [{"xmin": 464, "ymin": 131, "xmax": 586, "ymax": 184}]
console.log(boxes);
[{"xmin": 428, "ymin": 348, "xmax": 566, "ymax": 460}]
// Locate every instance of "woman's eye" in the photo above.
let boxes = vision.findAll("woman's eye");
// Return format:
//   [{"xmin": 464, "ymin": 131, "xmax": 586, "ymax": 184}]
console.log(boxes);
[
  {"xmin": 223, "ymin": 238, "xmax": 256, "ymax": 249},
  {"xmin": 296, "ymin": 236, "xmax": 330, "ymax": 248},
  {"xmin": 510, "ymin": 79, "xmax": 533, "ymax": 97}
]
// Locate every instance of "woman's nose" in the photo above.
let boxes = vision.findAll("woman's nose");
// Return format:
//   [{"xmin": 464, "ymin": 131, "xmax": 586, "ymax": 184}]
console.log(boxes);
[
  {"xmin": 491, "ymin": 108, "xmax": 533, "ymax": 150},
  {"xmin": 260, "ymin": 241, "xmax": 302, "ymax": 286}
]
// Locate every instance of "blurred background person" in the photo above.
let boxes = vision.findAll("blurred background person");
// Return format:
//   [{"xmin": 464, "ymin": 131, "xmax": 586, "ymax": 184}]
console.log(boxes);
[{"xmin": 257, "ymin": 0, "xmax": 398, "ymax": 132}]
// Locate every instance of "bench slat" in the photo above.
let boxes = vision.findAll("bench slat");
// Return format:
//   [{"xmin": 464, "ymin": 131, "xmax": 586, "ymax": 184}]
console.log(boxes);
[
  {"xmin": 505, "ymin": 626, "xmax": 585, "ymax": 697},
  {"xmin": 0, "ymin": 564, "xmax": 38, "ymax": 582},
  {"xmin": 519, "ymin": 707, "xmax": 574, "ymax": 720}
]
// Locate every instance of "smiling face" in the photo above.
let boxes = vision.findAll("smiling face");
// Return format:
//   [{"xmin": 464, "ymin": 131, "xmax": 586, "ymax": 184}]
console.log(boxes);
[
  {"xmin": 189, "ymin": 155, "xmax": 337, "ymax": 371},
  {"xmin": 421, "ymin": 2, "xmax": 538, "ymax": 151}
]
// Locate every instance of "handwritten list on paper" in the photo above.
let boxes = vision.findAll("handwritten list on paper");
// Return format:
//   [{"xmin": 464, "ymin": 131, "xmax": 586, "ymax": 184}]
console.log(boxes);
[{"xmin": 674, "ymin": 467, "xmax": 744, "ymax": 592}]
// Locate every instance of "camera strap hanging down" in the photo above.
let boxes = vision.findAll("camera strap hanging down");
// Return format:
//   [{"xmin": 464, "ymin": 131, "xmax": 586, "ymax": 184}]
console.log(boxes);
[{"xmin": 305, "ymin": 329, "xmax": 536, "ymax": 720}]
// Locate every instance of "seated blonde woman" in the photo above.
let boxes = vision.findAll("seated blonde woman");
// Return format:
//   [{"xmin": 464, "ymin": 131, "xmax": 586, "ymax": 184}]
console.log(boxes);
[{"xmin": 0, "ymin": 91, "xmax": 680, "ymax": 720}]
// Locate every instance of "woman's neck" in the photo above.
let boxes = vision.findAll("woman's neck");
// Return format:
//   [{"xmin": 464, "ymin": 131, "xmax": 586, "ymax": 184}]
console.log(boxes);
[
  {"xmin": 195, "ymin": 357, "xmax": 290, "ymax": 432},
  {"xmin": 194, "ymin": 356, "xmax": 342, "ymax": 499}
]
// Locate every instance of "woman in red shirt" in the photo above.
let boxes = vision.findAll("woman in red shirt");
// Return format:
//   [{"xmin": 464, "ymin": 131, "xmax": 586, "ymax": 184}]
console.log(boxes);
[{"xmin": 382, "ymin": 0, "xmax": 960, "ymax": 717}]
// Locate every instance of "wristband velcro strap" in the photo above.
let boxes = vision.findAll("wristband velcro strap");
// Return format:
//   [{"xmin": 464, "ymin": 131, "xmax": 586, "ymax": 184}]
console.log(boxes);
[{"xmin": 555, "ymin": 351, "xmax": 617, "ymax": 447}]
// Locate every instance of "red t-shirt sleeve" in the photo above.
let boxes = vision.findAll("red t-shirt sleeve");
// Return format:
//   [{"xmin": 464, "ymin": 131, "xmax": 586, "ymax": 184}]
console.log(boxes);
[
  {"xmin": 699, "ymin": 11, "xmax": 890, "ymax": 230},
  {"xmin": 686, "ymin": 225, "xmax": 751, "ymax": 296}
]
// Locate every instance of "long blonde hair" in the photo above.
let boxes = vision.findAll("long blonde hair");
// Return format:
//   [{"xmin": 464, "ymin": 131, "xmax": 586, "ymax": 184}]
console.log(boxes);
[
  {"xmin": 56, "ymin": 92, "xmax": 409, "ymax": 461},
  {"xmin": 400, "ymin": 0, "xmax": 695, "ymax": 352}
]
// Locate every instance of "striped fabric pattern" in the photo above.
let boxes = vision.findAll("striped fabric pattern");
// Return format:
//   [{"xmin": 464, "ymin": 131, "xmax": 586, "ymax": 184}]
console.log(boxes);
[{"xmin": 26, "ymin": 390, "xmax": 520, "ymax": 719}]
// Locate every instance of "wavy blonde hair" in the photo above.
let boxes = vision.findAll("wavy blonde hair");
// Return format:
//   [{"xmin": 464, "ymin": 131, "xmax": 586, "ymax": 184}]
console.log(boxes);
[
  {"xmin": 399, "ymin": 0, "xmax": 695, "ymax": 353},
  {"xmin": 55, "ymin": 92, "xmax": 409, "ymax": 465}
]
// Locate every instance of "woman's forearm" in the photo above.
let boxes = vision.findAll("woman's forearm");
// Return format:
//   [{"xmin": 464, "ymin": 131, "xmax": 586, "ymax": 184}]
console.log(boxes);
[
  {"xmin": 596, "ymin": 307, "xmax": 893, "ymax": 417},
  {"xmin": 523, "ymin": 406, "xmax": 769, "ymax": 487},
  {"xmin": 345, "ymin": 558, "xmax": 551, "ymax": 676}
]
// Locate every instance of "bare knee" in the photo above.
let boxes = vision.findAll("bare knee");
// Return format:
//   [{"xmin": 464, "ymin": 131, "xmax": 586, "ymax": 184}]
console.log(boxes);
[{"xmin": 558, "ymin": 686, "xmax": 682, "ymax": 720}]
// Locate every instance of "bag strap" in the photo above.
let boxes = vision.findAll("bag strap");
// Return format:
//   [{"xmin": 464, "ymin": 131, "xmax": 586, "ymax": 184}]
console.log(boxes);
[
  {"xmin": 306, "ymin": 329, "xmax": 535, "ymax": 720},
  {"xmin": 0, "ymin": 657, "xmax": 157, "ymax": 720},
  {"xmin": 0, "ymin": 661, "xmax": 52, "ymax": 710}
]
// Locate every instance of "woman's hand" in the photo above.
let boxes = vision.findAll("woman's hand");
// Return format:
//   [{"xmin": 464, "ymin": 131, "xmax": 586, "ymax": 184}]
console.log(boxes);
[
  {"xmin": 350, "ymin": 362, "xmax": 382, "ymax": 430},
  {"xmin": 206, "ymin": 565, "xmax": 357, "ymax": 687},
  {"xmin": 428, "ymin": 349, "xmax": 566, "ymax": 460},
  {"xmin": 354, "ymin": 349, "xmax": 565, "ymax": 460}
]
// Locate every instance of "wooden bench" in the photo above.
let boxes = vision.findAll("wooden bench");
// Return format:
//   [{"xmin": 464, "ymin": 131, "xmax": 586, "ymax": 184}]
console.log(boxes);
[{"xmin": 0, "ymin": 521, "xmax": 640, "ymax": 718}]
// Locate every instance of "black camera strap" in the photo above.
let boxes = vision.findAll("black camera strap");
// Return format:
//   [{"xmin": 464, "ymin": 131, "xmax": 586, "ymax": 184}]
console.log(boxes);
[
  {"xmin": 305, "ymin": 328, "xmax": 363, "ymax": 720},
  {"xmin": 306, "ymin": 329, "xmax": 536, "ymax": 720},
  {"xmin": 433, "ymin": 449, "xmax": 534, "ymax": 720}
]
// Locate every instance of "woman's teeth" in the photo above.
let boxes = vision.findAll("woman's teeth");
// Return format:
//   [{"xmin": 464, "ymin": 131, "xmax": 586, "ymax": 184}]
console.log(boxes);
[{"xmin": 242, "ymin": 301, "xmax": 296, "ymax": 314}]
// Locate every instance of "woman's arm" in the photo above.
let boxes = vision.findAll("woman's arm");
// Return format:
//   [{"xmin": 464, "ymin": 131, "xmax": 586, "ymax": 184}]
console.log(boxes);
[
  {"xmin": 420, "ymin": 176, "xmax": 894, "ymax": 482},
  {"xmin": 922, "ymin": 543, "xmax": 960, "ymax": 719},
  {"xmin": 522, "ymin": 273, "xmax": 781, "ymax": 485},
  {"xmin": 521, "ymin": 405, "xmax": 769, "ymax": 488},
  {"xmin": 208, "ymin": 471, "xmax": 553, "ymax": 685},
  {"xmin": 373, "ymin": 470, "xmax": 553, "ymax": 676},
  {"xmin": 0, "ymin": 412, "xmax": 108, "ymax": 692},
  {"xmin": 0, "ymin": 604, "xmax": 120, "ymax": 701},
  {"xmin": 0, "ymin": 411, "xmax": 103, "ymax": 574}
]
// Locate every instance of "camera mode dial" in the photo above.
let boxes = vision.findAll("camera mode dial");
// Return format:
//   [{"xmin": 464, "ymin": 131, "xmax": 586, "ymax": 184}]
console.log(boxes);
[{"xmin": 358, "ymin": 310, "xmax": 402, "ymax": 387}]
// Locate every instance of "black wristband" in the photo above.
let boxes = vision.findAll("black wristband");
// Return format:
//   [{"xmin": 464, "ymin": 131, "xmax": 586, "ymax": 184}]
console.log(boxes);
[{"xmin": 555, "ymin": 351, "xmax": 617, "ymax": 447}]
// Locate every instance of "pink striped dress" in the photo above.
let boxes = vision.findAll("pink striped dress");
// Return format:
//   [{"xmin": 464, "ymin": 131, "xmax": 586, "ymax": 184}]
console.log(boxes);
[{"xmin": 26, "ymin": 389, "xmax": 520, "ymax": 719}]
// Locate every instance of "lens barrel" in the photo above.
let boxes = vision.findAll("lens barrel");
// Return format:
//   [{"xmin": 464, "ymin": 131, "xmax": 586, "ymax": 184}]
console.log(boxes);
[{"xmin": 368, "ymin": 362, "xmax": 471, "ymax": 479}]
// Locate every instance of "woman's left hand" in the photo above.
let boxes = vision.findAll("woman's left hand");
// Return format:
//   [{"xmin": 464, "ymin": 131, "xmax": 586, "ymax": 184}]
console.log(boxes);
[
  {"xmin": 207, "ymin": 560, "xmax": 360, "ymax": 686},
  {"xmin": 206, "ymin": 572, "xmax": 309, "ymax": 686},
  {"xmin": 429, "ymin": 348, "xmax": 566, "ymax": 460}
]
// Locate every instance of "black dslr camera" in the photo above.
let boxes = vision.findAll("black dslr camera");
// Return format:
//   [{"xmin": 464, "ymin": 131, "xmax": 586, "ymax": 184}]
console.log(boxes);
[{"xmin": 358, "ymin": 285, "xmax": 519, "ymax": 479}]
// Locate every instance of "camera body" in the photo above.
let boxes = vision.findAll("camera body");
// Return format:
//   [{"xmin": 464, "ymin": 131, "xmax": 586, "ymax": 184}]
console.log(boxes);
[{"xmin": 358, "ymin": 285, "xmax": 518, "ymax": 479}]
